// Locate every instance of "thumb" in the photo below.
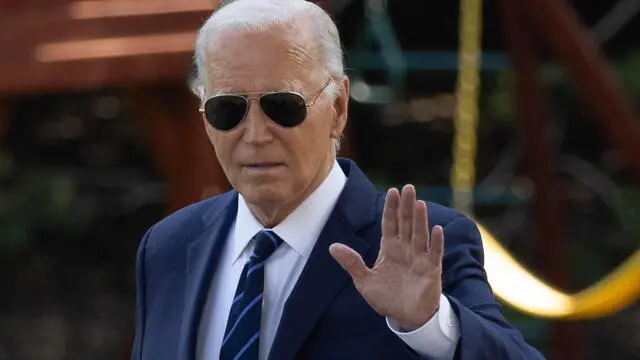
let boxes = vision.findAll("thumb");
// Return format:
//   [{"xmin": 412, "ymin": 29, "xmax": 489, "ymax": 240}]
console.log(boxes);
[{"xmin": 329, "ymin": 243, "xmax": 370, "ymax": 283}]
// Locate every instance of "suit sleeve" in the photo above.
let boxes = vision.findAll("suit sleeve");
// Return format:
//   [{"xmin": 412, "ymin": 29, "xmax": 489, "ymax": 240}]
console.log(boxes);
[
  {"xmin": 131, "ymin": 226, "xmax": 154, "ymax": 360},
  {"xmin": 441, "ymin": 216, "xmax": 545, "ymax": 360}
]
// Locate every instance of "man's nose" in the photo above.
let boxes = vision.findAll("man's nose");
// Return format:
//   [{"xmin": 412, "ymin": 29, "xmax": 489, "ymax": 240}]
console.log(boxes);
[{"xmin": 242, "ymin": 98, "xmax": 273, "ymax": 145}]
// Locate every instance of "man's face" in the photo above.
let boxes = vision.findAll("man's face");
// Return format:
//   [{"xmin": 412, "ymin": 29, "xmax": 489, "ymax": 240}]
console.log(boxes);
[{"xmin": 202, "ymin": 26, "xmax": 348, "ymax": 211}]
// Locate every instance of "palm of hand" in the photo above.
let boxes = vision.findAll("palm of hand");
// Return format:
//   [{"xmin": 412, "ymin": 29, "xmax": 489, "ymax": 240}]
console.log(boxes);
[{"xmin": 330, "ymin": 185, "xmax": 444, "ymax": 331}]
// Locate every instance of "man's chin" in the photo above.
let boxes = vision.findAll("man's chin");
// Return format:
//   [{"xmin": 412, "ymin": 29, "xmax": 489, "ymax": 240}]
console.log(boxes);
[{"xmin": 239, "ymin": 186, "xmax": 288, "ymax": 206}]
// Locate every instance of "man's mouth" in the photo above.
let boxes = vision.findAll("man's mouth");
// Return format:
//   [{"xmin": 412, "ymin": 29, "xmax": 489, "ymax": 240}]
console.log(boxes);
[
  {"xmin": 245, "ymin": 162, "xmax": 281, "ymax": 167},
  {"xmin": 243, "ymin": 162, "xmax": 284, "ymax": 170}
]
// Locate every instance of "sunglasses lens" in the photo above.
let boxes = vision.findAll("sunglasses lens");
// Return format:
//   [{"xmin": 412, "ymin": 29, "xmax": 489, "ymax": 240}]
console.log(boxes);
[
  {"xmin": 260, "ymin": 92, "xmax": 307, "ymax": 127},
  {"xmin": 204, "ymin": 96, "xmax": 248, "ymax": 131}
]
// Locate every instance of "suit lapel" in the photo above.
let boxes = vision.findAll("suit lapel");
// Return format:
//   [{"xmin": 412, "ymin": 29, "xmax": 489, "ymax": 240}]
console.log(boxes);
[
  {"xmin": 267, "ymin": 212, "xmax": 370, "ymax": 360},
  {"xmin": 268, "ymin": 159, "xmax": 380, "ymax": 360},
  {"xmin": 178, "ymin": 192, "xmax": 238, "ymax": 360}
]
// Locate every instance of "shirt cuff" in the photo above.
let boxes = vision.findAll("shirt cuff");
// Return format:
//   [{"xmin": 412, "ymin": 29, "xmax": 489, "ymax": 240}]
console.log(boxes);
[{"xmin": 386, "ymin": 293, "xmax": 460, "ymax": 360}]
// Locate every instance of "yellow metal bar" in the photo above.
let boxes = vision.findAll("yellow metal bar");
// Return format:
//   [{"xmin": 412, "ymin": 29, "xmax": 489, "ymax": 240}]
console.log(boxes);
[{"xmin": 451, "ymin": 0, "xmax": 482, "ymax": 214}]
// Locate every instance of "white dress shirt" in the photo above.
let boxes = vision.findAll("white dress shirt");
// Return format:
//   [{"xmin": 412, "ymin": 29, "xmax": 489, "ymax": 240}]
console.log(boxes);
[{"xmin": 197, "ymin": 161, "xmax": 460, "ymax": 360}]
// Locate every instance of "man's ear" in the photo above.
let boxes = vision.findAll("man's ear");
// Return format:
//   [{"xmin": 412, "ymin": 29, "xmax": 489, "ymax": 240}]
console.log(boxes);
[
  {"xmin": 330, "ymin": 76, "xmax": 350, "ymax": 140},
  {"xmin": 189, "ymin": 74, "xmax": 206, "ymax": 102}
]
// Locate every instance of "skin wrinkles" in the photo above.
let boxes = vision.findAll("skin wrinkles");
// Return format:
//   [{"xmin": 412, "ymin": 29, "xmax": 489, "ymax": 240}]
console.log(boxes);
[
  {"xmin": 211, "ymin": 79, "xmax": 302, "ymax": 97},
  {"xmin": 201, "ymin": 21, "xmax": 349, "ymax": 227},
  {"xmin": 204, "ymin": 20, "xmax": 318, "ymax": 97},
  {"xmin": 206, "ymin": 38, "xmax": 315, "ymax": 96}
]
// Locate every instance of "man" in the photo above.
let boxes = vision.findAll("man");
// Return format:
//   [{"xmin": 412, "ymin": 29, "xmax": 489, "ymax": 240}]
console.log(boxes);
[{"xmin": 131, "ymin": 0, "xmax": 544, "ymax": 359}]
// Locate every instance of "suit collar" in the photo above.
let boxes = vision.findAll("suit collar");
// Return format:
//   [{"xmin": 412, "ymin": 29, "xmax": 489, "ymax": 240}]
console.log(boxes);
[
  {"xmin": 267, "ymin": 158, "xmax": 380, "ymax": 360},
  {"xmin": 178, "ymin": 192, "xmax": 238, "ymax": 360},
  {"xmin": 199, "ymin": 190, "xmax": 238, "ymax": 229},
  {"xmin": 333, "ymin": 158, "xmax": 380, "ymax": 231},
  {"xmin": 231, "ymin": 160, "xmax": 348, "ymax": 263},
  {"xmin": 178, "ymin": 158, "xmax": 380, "ymax": 360}
]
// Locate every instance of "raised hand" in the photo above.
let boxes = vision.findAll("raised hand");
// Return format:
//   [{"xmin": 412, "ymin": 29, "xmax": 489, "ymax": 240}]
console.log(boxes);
[{"xmin": 329, "ymin": 184, "xmax": 444, "ymax": 331}]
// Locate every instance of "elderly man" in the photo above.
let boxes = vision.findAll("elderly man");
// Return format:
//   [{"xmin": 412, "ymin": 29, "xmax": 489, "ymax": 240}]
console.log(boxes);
[{"xmin": 131, "ymin": 0, "xmax": 544, "ymax": 359}]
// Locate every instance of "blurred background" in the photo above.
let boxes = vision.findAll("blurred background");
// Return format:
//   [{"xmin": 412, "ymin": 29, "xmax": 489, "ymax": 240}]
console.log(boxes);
[{"xmin": 0, "ymin": 0, "xmax": 639, "ymax": 359}]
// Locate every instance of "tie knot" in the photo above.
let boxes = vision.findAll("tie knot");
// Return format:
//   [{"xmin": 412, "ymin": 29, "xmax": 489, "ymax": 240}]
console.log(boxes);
[{"xmin": 251, "ymin": 230, "xmax": 283, "ymax": 262}]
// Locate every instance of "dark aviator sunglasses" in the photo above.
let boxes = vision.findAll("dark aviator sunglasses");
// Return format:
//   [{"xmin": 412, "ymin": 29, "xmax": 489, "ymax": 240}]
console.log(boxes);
[{"xmin": 199, "ymin": 81, "xmax": 332, "ymax": 131}]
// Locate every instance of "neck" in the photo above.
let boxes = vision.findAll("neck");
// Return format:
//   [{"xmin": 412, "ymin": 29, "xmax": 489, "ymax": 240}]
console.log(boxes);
[{"xmin": 247, "ymin": 153, "xmax": 336, "ymax": 228}]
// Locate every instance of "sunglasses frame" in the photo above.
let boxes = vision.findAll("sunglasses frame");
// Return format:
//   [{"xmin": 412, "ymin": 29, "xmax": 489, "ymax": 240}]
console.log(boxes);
[{"xmin": 199, "ymin": 80, "xmax": 333, "ymax": 131}]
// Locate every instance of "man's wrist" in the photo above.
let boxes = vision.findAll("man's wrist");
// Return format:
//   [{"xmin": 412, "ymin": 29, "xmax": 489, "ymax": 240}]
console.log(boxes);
[{"xmin": 394, "ymin": 304, "xmax": 440, "ymax": 332}]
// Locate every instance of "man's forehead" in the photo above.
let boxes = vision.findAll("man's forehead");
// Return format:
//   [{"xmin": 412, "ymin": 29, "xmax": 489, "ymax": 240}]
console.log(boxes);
[
  {"xmin": 204, "ymin": 22, "xmax": 317, "ymax": 66},
  {"xmin": 209, "ymin": 79, "xmax": 305, "ymax": 95},
  {"xmin": 200, "ymin": 24, "xmax": 320, "ymax": 95}
]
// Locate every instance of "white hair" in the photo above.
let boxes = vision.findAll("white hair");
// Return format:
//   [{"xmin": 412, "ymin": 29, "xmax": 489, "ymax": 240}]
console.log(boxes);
[{"xmin": 192, "ymin": 0, "xmax": 346, "ymax": 150}]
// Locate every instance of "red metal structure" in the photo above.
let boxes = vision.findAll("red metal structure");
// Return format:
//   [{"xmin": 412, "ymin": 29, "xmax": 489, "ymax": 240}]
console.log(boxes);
[
  {"xmin": 497, "ymin": 2, "xmax": 576, "ymax": 358},
  {"xmin": 498, "ymin": 0, "xmax": 640, "ymax": 358}
]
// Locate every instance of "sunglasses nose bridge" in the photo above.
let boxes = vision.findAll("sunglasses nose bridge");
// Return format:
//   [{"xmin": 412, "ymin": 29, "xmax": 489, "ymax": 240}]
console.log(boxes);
[
  {"xmin": 244, "ymin": 95, "xmax": 265, "ymax": 118},
  {"xmin": 243, "ymin": 110, "xmax": 274, "ymax": 145},
  {"xmin": 245, "ymin": 95, "xmax": 260, "ymax": 103},
  {"xmin": 242, "ymin": 95, "xmax": 273, "ymax": 138},
  {"xmin": 242, "ymin": 95, "xmax": 261, "ymax": 115}
]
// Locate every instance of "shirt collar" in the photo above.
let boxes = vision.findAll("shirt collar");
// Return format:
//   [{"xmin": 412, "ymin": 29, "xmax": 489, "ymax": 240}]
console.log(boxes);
[{"xmin": 231, "ymin": 160, "xmax": 347, "ymax": 263}]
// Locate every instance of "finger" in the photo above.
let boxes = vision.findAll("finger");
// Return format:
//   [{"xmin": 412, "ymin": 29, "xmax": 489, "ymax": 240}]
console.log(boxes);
[
  {"xmin": 412, "ymin": 200, "xmax": 429, "ymax": 254},
  {"xmin": 382, "ymin": 188, "xmax": 400, "ymax": 239},
  {"xmin": 399, "ymin": 184, "xmax": 416, "ymax": 243},
  {"xmin": 429, "ymin": 225, "xmax": 445, "ymax": 264},
  {"xmin": 329, "ymin": 243, "xmax": 370, "ymax": 284}
]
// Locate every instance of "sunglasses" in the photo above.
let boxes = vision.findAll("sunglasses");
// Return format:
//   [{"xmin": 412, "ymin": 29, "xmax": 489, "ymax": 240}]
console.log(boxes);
[{"xmin": 199, "ymin": 81, "xmax": 332, "ymax": 131}]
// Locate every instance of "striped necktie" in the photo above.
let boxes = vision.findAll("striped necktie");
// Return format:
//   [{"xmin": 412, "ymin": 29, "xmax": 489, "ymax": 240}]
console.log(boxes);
[{"xmin": 219, "ymin": 230, "xmax": 283, "ymax": 360}]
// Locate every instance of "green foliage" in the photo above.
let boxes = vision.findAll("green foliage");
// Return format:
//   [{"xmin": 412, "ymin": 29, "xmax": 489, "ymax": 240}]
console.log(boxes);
[
  {"xmin": 568, "ymin": 239, "xmax": 612, "ymax": 287},
  {"xmin": 612, "ymin": 187, "xmax": 640, "ymax": 239},
  {"xmin": 487, "ymin": 69, "xmax": 515, "ymax": 125},
  {"xmin": 0, "ymin": 155, "xmax": 90, "ymax": 252},
  {"xmin": 616, "ymin": 52, "xmax": 640, "ymax": 95},
  {"xmin": 487, "ymin": 50, "xmax": 640, "ymax": 125}
]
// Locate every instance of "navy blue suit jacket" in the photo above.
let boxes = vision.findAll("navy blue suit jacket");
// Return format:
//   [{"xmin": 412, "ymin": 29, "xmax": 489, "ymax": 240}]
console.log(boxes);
[{"xmin": 132, "ymin": 158, "xmax": 544, "ymax": 360}]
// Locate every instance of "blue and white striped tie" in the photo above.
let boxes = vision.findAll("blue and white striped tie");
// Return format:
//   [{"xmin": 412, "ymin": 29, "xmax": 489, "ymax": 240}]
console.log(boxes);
[{"xmin": 219, "ymin": 230, "xmax": 283, "ymax": 360}]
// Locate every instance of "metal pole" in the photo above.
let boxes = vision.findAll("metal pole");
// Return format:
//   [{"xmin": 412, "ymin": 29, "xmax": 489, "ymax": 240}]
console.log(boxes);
[
  {"xmin": 497, "ymin": 1, "xmax": 581, "ymax": 358},
  {"xmin": 592, "ymin": 0, "xmax": 640, "ymax": 44},
  {"xmin": 520, "ymin": 0, "xmax": 640, "ymax": 181}
]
